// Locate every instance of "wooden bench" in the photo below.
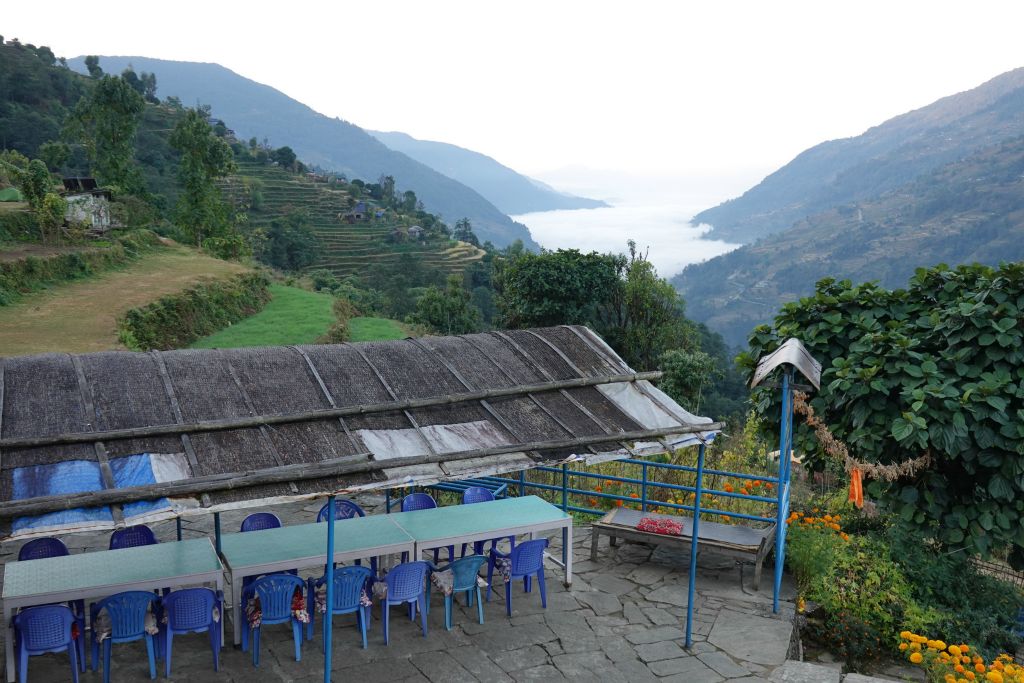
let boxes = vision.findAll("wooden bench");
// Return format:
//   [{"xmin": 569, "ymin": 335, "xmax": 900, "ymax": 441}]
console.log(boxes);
[{"xmin": 590, "ymin": 507, "xmax": 776, "ymax": 590}]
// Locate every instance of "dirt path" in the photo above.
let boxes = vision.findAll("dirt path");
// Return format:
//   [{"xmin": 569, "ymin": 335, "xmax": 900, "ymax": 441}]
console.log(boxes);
[{"xmin": 0, "ymin": 245, "xmax": 250, "ymax": 356}]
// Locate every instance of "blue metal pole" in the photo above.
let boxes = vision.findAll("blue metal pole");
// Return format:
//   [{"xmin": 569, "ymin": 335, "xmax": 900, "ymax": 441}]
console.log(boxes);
[
  {"xmin": 684, "ymin": 443, "xmax": 706, "ymax": 649},
  {"xmin": 213, "ymin": 512, "xmax": 222, "ymax": 554},
  {"xmin": 176, "ymin": 517, "xmax": 182, "ymax": 542},
  {"xmin": 641, "ymin": 462, "xmax": 648, "ymax": 513},
  {"xmin": 561, "ymin": 464, "xmax": 568, "ymax": 511},
  {"xmin": 324, "ymin": 495, "xmax": 336, "ymax": 683},
  {"xmin": 773, "ymin": 370, "xmax": 793, "ymax": 614},
  {"xmin": 519, "ymin": 469, "xmax": 527, "ymax": 497}
]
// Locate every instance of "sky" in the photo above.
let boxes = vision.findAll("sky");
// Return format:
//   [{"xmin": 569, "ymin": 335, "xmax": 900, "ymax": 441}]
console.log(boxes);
[{"xmin": 6, "ymin": 1, "xmax": 1024, "ymax": 198}]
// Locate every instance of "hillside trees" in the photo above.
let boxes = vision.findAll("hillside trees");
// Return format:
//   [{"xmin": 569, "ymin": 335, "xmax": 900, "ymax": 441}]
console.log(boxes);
[
  {"xmin": 84, "ymin": 55, "xmax": 102, "ymax": 78},
  {"xmin": 169, "ymin": 106, "xmax": 237, "ymax": 247},
  {"xmin": 253, "ymin": 211, "xmax": 320, "ymax": 271},
  {"xmin": 65, "ymin": 74, "xmax": 145, "ymax": 192},
  {"xmin": 0, "ymin": 150, "xmax": 65, "ymax": 244},
  {"xmin": 742, "ymin": 263, "xmax": 1024, "ymax": 567},
  {"xmin": 409, "ymin": 274, "xmax": 482, "ymax": 335}
]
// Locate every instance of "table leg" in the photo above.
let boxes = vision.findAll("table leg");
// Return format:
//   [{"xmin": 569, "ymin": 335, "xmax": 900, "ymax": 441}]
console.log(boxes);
[
  {"xmin": 216, "ymin": 575, "xmax": 225, "ymax": 649},
  {"xmin": 564, "ymin": 524, "xmax": 573, "ymax": 587},
  {"xmin": 5, "ymin": 602, "xmax": 16, "ymax": 683},
  {"xmin": 231, "ymin": 572, "xmax": 242, "ymax": 647}
]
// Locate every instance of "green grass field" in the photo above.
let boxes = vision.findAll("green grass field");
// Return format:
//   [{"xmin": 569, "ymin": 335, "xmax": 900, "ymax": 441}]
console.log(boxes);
[
  {"xmin": 191, "ymin": 283, "xmax": 407, "ymax": 348},
  {"xmin": 349, "ymin": 316, "xmax": 408, "ymax": 342}
]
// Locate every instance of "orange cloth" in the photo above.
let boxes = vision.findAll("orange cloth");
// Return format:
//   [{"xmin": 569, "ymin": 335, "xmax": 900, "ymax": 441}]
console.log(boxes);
[{"xmin": 848, "ymin": 468, "xmax": 864, "ymax": 509}]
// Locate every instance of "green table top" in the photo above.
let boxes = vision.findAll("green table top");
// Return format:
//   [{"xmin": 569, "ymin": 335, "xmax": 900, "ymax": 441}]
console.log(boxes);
[
  {"xmin": 3, "ymin": 537, "xmax": 221, "ymax": 601},
  {"xmin": 393, "ymin": 495, "xmax": 569, "ymax": 543},
  {"xmin": 219, "ymin": 514, "xmax": 413, "ymax": 571}
]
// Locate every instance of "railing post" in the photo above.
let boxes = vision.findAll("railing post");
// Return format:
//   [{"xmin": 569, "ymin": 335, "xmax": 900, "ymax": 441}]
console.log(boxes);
[
  {"xmin": 773, "ymin": 370, "xmax": 793, "ymax": 614},
  {"xmin": 561, "ymin": 464, "xmax": 568, "ymax": 512},
  {"xmin": 324, "ymin": 495, "xmax": 336, "ymax": 683},
  {"xmin": 176, "ymin": 516, "xmax": 182, "ymax": 542},
  {"xmin": 213, "ymin": 512, "xmax": 222, "ymax": 554},
  {"xmin": 519, "ymin": 469, "xmax": 526, "ymax": 497},
  {"xmin": 685, "ymin": 443, "xmax": 706, "ymax": 648},
  {"xmin": 641, "ymin": 462, "xmax": 649, "ymax": 513}
]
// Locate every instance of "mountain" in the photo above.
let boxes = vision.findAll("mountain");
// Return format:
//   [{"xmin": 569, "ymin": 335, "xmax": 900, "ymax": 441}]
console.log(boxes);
[
  {"xmin": 694, "ymin": 67, "xmax": 1024, "ymax": 244},
  {"xmin": 67, "ymin": 56, "xmax": 538, "ymax": 249},
  {"xmin": 369, "ymin": 130, "xmax": 608, "ymax": 215},
  {"xmin": 673, "ymin": 133, "xmax": 1024, "ymax": 346}
]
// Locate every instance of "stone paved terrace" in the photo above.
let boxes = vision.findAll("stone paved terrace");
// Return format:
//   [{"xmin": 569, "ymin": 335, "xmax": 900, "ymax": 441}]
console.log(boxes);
[{"xmin": 1, "ymin": 494, "xmax": 876, "ymax": 683}]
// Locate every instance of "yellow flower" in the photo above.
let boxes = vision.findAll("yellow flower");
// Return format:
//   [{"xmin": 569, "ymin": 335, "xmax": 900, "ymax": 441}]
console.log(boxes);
[
  {"xmin": 977, "ymin": 664, "xmax": 988, "ymax": 674},
  {"xmin": 910, "ymin": 652, "xmax": 923, "ymax": 664},
  {"xmin": 934, "ymin": 640, "xmax": 947, "ymax": 651},
  {"xmin": 900, "ymin": 631, "xmax": 913, "ymax": 640},
  {"xmin": 985, "ymin": 672, "xmax": 1003, "ymax": 683},
  {"xmin": 899, "ymin": 643, "xmax": 909, "ymax": 651},
  {"xmin": 910, "ymin": 643, "xmax": 921, "ymax": 651},
  {"xmin": 950, "ymin": 646, "xmax": 963, "ymax": 657}
]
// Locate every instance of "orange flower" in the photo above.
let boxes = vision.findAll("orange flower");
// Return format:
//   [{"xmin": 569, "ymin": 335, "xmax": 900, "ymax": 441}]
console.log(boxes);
[
  {"xmin": 723, "ymin": 484, "xmax": 734, "ymax": 493},
  {"xmin": 752, "ymin": 480, "xmax": 762, "ymax": 487},
  {"xmin": 629, "ymin": 493, "xmax": 639, "ymax": 499},
  {"xmin": 765, "ymin": 483, "xmax": 774, "ymax": 490},
  {"xmin": 615, "ymin": 500, "xmax": 623, "ymax": 507},
  {"xmin": 595, "ymin": 486, "xmax": 603, "ymax": 493},
  {"xmin": 606, "ymin": 480, "xmax": 615, "ymax": 487},
  {"xmin": 588, "ymin": 498, "xmax": 597, "ymax": 506}
]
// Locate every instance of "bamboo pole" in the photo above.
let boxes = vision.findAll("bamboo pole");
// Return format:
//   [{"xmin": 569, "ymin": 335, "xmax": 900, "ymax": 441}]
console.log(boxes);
[
  {"xmin": 0, "ymin": 422, "xmax": 721, "ymax": 519},
  {"xmin": 0, "ymin": 371, "xmax": 663, "ymax": 450}
]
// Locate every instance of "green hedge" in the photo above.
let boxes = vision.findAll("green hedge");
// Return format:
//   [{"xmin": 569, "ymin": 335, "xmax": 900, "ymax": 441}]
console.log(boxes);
[
  {"xmin": 0, "ymin": 230, "xmax": 162, "ymax": 305},
  {"xmin": 118, "ymin": 272, "xmax": 272, "ymax": 350}
]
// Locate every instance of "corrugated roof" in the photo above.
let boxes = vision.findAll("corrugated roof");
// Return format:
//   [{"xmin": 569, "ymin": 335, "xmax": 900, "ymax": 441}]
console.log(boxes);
[{"xmin": 0, "ymin": 326, "xmax": 719, "ymax": 538}]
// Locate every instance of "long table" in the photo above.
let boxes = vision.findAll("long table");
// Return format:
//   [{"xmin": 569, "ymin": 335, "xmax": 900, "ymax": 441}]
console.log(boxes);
[
  {"xmin": 2, "ymin": 537, "xmax": 223, "ymax": 683},
  {"xmin": 218, "ymin": 514, "xmax": 415, "ymax": 646},
  {"xmin": 393, "ymin": 495, "xmax": 573, "ymax": 586}
]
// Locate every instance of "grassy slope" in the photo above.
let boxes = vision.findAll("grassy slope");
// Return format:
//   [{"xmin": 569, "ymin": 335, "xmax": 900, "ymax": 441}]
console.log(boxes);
[
  {"xmin": 0, "ymin": 245, "xmax": 250, "ymax": 356},
  {"xmin": 191, "ymin": 283, "xmax": 409, "ymax": 348}
]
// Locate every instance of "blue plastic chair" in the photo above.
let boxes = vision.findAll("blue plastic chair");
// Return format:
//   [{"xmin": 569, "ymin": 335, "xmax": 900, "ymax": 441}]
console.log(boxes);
[
  {"xmin": 13, "ymin": 604, "xmax": 80, "ymax": 683},
  {"xmin": 316, "ymin": 500, "xmax": 377, "ymax": 576},
  {"xmin": 381, "ymin": 561, "xmax": 430, "ymax": 645},
  {"xmin": 160, "ymin": 588, "xmax": 222, "ymax": 678},
  {"xmin": 435, "ymin": 555, "xmax": 487, "ymax": 630},
  {"xmin": 89, "ymin": 591, "xmax": 158, "ymax": 682},
  {"xmin": 17, "ymin": 538, "xmax": 86, "ymax": 671},
  {"xmin": 401, "ymin": 493, "xmax": 454, "ymax": 564},
  {"xmin": 240, "ymin": 512, "xmax": 282, "ymax": 532},
  {"xmin": 306, "ymin": 565, "xmax": 373, "ymax": 648},
  {"xmin": 248, "ymin": 574, "xmax": 306, "ymax": 666},
  {"xmin": 460, "ymin": 487, "xmax": 515, "ymax": 557},
  {"xmin": 487, "ymin": 538, "xmax": 549, "ymax": 616},
  {"xmin": 109, "ymin": 525, "xmax": 158, "ymax": 550}
]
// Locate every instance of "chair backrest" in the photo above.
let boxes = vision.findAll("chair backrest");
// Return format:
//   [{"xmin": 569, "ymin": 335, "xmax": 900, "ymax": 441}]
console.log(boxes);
[
  {"xmin": 511, "ymin": 538, "xmax": 548, "ymax": 574},
  {"xmin": 316, "ymin": 499, "xmax": 366, "ymax": 522},
  {"xmin": 328, "ymin": 566, "xmax": 373, "ymax": 610},
  {"xmin": 163, "ymin": 588, "xmax": 216, "ymax": 632},
  {"xmin": 253, "ymin": 574, "xmax": 306, "ymax": 621},
  {"xmin": 384, "ymin": 561, "xmax": 429, "ymax": 602},
  {"xmin": 241, "ymin": 512, "xmax": 282, "ymax": 533},
  {"xmin": 95, "ymin": 591, "xmax": 159, "ymax": 639},
  {"xmin": 18, "ymin": 537, "xmax": 69, "ymax": 561},
  {"xmin": 109, "ymin": 524, "xmax": 158, "ymax": 550},
  {"xmin": 447, "ymin": 555, "xmax": 488, "ymax": 591},
  {"xmin": 462, "ymin": 487, "xmax": 495, "ymax": 505},
  {"xmin": 401, "ymin": 492, "xmax": 437, "ymax": 512},
  {"xmin": 15, "ymin": 605, "xmax": 74, "ymax": 651}
]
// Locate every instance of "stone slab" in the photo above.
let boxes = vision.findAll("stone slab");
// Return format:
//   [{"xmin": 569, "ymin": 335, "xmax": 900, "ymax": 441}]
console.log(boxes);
[
  {"xmin": 709, "ymin": 609, "xmax": 793, "ymax": 666},
  {"xmin": 768, "ymin": 661, "xmax": 842, "ymax": 683}
]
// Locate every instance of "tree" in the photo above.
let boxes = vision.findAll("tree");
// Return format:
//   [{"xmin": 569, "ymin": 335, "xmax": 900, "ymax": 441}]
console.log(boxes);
[
  {"xmin": 658, "ymin": 349, "xmax": 719, "ymax": 414},
  {"xmin": 742, "ymin": 263, "xmax": 1024, "ymax": 567},
  {"xmin": 255, "ymin": 211, "xmax": 320, "ymax": 271},
  {"xmin": 84, "ymin": 55, "xmax": 103, "ymax": 78},
  {"xmin": 169, "ymin": 107, "xmax": 236, "ymax": 246},
  {"xmin": 38, "ymin": 140, "xmax": 70, "ymax": 171},
  {"xmin": 38, "ymin": 192, "xmax": 67, "ymax": 244},
  {"xmin": 453, "ymin": 217, "xmax": 480, "ymax": 247},
  {"xmin": 65, "ymin": 75, "xmax": 145, "ymax": 191},
  {"xmin": 270, "ymin": 146, "xmax": 296, "ymax": 169},
  {"xmin": 378, "ymin": 175, "xmax": 395, "ymax": 204},
  {"xmin": 409, "ymin": 274, "xmax": 482, "ymax": 335}
]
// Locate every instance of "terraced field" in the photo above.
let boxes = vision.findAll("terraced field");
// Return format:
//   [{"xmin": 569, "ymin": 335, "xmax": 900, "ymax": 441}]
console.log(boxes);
[{"xmin": 225, "ymin": 162, "xmax": 484, "ymax": 279}]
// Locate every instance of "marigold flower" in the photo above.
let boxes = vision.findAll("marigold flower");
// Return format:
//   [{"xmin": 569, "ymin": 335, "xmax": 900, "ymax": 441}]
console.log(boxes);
[
  {"xmin": 966, "ymin": 672, "xmax": 975, "ymax": 681},
  {"xmin": 615, "ymin": 500, "xmax": 623, "ymax": 507},
  {"xmin": 950, "ymin": 646, "xmax": 962, "ymax": 657},
  {"xmin": 910, "ymin": 643, "xmax": 921, "ymax": 651},
  {"xmin": 724, "ymin": 484, "xmax": 734, "ymax": 493},
  {"xmin": 830, "ymin": 523, "xmax": 841, "ymax": 531},
  {"xmin": 900, "ymin": 631, "xmax": 912, "ymax": 640},
  {"xmin": 753, "ymin": 480, "xmax": 762, "ymax": 487},
  {"xmin": 985, "ymin": 672, "xmax": 1003, "ymax": 683},
  {"xmin": 957, "ymin": 665, "xmax": 966, "ymax": 673},
  {"xmin": 630, "ymin": 493, "xmax": 639, "ymax": 499},
  {"xmin": 961, "ymin": 645, "xmax": 970, "ymax": 653},
  {"xmin": 595, "ymin": 486, "xmax": 603, "ymax": 493},
  {"xmin": 977, "ymin": 663, "xmax": 987, "ymax": 673},
  {"xmin": 910, "ymin": 652, "xmax": 923, "ymax": 664},
  {"xmin": 899, "ymin": 643, "xmax": 909, "ymax": 651},
  {"xmin": 934, "ymin": 640, "xmax": 947, "ymax": 651},
  {"xmin": 840, "ymin": 533, "xmax": 850, "ymax": 541}
]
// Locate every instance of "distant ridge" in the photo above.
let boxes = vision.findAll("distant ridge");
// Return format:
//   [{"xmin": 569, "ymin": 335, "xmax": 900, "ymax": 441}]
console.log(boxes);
[
  {"xmin": 695, "ymin": 66, "xmax": 1024, "ymax": 244},
  {"xmin": 68, "ymin": 56, "xmax": 538, "ymax": 249},
  {"xmin": 370, "ymin": 130, "xmax": 608, "ymax": 215}
]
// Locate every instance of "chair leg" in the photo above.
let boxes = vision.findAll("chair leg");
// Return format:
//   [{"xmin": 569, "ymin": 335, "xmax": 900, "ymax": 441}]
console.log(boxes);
[
  {"xmin": 252, "ymin": 626, "xmax": 260, "ymax": 667},
  {"xmin": 486, "ymin": 557, "xmax": 495, "ymax": 602},
  {"xmin": 145, "ymin": 634, "xmax": 156, "ymax": 680},
  {"xmin": 292, "ymin": 620, "xmax": 302, "ymax": 662},
  {"xmin": 524, "ymin": 575, "xmax": 532, "ymax": 593},
  {"xmin": 358, "ymin": 608, "xmax": 368, "ymax": 649},
  {"xmin": 76, "ymin": 618, "xmax": 86, "ymax": 673},
  {"xmin": 241, "ymin": 611, "xmax": 249, "ymax": 652},
  {"xmin": 383, "ymin": 604, "xmax": 390, "ymax": 645},
  {"xmin": 103, "ymin": 639, "xmax": 111, "ymax": 683},
  {"xmin": 444, "ymin": 595, "xmax": 452, "ymax": 631},
  {"xmin": 475, "ymin": 587, "xmax": 484, "ymax": 625},
  {"xmin": 70, "ymin": 639, "xmax": 80, "ymax": 683},
  {"xmin": 164, "ymin": 631, "xmax": 173, "ymax": 678},
  {"xmin": 17, "ymin": 643, "xmax": 28, "ymax": 683},
  {"xmin": 505, "ymin": 581, "xmax": 513, "ymax": 617},
  {"xmin": 90, "ymin": 628, "xmax": 99, "ymax": 672},
  {"xmin": 209, "ymin": 624, "xmax": 220, "ymax": 672},
  {"xmin": 419, "ymin": 593, "xmax": 428, "ymax": 637},
  {"xmin": 538, "ymin": 570, "xmax": 547, "ymax": 609}
]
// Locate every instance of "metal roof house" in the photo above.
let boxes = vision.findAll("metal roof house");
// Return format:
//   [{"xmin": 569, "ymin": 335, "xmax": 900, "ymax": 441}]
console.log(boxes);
[{"xmin": 0, "ymin": 326, "xmax": 719, "ymax": 538}]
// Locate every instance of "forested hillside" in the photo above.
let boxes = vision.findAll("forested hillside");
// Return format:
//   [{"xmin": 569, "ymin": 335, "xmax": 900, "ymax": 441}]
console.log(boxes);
[
  {"xmin": 675, "ymin": 134, "xmax": 1024, "ymax": 346},
  {"xmin": 67, "ymin": 56, "xmax": 539, "ymax": 249},
  {"xmin": 370, "ymin": 130, "xmax": 607, "ymax": 214},
  {"xmin": 694, "ymin": 67, "xmax": 1024, "ymax": 244}
]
